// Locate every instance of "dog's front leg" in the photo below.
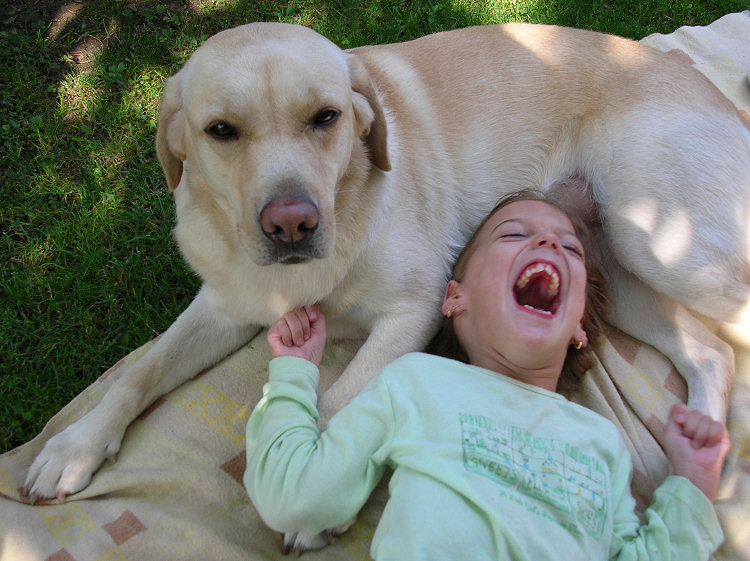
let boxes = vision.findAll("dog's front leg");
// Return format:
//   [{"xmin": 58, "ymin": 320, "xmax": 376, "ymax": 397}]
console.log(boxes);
[
  {"xmin": 25, "ymin": 287, "xmax": 260, "ymax": 501},
  {"xmin": 319, "ymin": 307, "xmax": 441, "ymax": 424}
]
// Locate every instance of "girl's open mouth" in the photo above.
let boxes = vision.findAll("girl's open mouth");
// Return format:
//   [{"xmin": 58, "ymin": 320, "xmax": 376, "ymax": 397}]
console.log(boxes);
[{"xmin": 513, "ymin": 262, "xmax": 561, "ymax": 316}]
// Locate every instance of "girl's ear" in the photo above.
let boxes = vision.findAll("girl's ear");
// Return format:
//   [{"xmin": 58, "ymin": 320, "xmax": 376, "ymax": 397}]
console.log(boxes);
[
  {"xmin": 571, "ymin": 320, "xmax": 589, "ymax": 349},
  {"xmin": 442, "ymin": 280, "xmax": 465, "ymax": 317}
]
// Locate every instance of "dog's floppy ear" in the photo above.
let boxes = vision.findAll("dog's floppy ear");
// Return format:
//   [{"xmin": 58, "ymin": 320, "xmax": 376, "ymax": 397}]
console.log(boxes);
[
  {"xmin": 346, "ymin": 54, "xmax": 391, "ymax": 172},
  {"xmin": 155, "ymin": 73, "xmax": 187, "ymax": 191}
]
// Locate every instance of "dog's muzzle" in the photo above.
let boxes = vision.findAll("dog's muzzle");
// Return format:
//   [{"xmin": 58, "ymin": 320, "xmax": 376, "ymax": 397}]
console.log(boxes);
[{"xmin": 258, "ymin": 196, "xmax": 323, "ymax": 265}]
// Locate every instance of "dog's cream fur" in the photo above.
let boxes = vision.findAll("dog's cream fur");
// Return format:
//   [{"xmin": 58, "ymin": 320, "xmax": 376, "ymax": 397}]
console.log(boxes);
[{"xmin": 26, "ymin": 23, "xmax": 750, "ymax": 525}]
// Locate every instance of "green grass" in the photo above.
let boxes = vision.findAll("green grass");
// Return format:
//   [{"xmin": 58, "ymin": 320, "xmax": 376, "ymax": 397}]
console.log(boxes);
[{"xmin": 1, "ymin": 0, "xmax": 746, "ymax": 453}]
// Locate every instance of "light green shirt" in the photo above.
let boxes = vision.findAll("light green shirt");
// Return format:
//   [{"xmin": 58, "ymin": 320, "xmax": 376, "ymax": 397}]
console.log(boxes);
[{"xmin": 245, "ymin": 353, "xmax": 722, "ymax": 560}]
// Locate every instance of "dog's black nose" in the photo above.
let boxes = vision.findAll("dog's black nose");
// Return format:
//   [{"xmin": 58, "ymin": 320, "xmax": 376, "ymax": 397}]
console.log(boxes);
[{"xmin": 259, "ymin": 197, "xmax": 319, "ymax": 244}]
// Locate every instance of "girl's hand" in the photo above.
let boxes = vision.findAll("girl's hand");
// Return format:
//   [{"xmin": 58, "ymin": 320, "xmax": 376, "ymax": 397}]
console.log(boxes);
[
  {"xmin": 267, "ymin": 305, "xmax": 327, "ymax": 366},
  {"xmin": 664, "ymin": 403, "xmax": 731, "ymax": 502}
]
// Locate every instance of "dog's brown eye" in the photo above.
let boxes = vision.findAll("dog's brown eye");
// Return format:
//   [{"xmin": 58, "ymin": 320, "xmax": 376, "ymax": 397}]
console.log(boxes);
[
  {"xmin": 313, "ymin": 109, "xmax": 340, "ymax": 127},
  {"xmin": 206, "ymin": 122, "xmax": 237, "ymax": 139}
]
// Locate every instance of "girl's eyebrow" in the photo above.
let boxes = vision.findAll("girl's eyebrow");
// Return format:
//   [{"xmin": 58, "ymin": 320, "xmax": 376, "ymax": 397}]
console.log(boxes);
[
  {"xmin": 490, "ymin": 217, "xmax": 579, "ymax": 240},
  {"xmin": 490, "ymin": 218, "xmax": 524, "ymax": 234}
]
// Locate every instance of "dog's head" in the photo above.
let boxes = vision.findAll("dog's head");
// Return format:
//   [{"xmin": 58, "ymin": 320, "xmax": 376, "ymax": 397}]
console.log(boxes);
[{"xmin": 156, "ymin": 23, "xmax": 390, "ymax": 267}]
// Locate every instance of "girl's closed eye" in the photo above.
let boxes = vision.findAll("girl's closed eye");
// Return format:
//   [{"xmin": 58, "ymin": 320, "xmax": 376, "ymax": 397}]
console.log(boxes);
[{"xmin": 564, "ymin": 243, "xmax": 584, "ymax": 258}]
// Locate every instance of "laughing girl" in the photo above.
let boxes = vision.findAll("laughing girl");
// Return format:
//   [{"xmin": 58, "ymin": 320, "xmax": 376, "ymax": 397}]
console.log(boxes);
[{"xmin": 245, "ymin": 190, "xmax": 729, "ymax": 560}]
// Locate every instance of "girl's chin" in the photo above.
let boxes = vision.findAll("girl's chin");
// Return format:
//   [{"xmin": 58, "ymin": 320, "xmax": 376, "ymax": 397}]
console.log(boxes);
[{"xmin": 510, "ymin": 326, "xmax": 570, "ymax": 354}]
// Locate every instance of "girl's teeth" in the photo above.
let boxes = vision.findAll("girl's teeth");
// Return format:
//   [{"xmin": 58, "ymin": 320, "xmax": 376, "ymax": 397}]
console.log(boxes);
[
  {"xmin": 516, "ymin": 263, "xmax": 560, "ymax": 295},
  {"xmin": 523, "ymin": 304, "xmax": 552, "ymax": 315}
]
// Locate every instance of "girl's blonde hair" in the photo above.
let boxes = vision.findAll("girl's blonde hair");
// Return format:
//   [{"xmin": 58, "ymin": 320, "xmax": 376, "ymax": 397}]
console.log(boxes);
[{"xmin": 427, "ymin": 188, "xmax": 609, "ymax": 393}]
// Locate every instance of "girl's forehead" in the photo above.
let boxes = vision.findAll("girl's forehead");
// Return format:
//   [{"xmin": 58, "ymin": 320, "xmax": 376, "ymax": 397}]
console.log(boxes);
[{"xmin": 484, "ymin": 200, "xmax": 575, "ymax": 232}]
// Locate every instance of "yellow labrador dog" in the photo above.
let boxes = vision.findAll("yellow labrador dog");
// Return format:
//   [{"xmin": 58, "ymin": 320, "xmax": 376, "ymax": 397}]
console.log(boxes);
[{"xmin": 26, "ymin": 21, "xmax": 749, "ymax": 532}]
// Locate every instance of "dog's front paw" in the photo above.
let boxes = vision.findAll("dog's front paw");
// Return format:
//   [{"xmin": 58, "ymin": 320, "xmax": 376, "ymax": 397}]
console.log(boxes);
[
  {"xmin": 282, "ymin": 520, "xmax": 355, "ymax": 555},
  {"xmin": 24, "ymin": 416, "xmax": 122, "ymax": 502}
]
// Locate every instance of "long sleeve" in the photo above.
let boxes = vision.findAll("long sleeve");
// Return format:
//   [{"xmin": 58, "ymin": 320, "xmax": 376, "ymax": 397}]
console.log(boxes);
[
  {"xmin": 244, "ymin": 356, "xmax": 393, "ymax": 535},
  {"xmin": 609, "ymin": 454, "xmax": 723, "ymax": 561}
]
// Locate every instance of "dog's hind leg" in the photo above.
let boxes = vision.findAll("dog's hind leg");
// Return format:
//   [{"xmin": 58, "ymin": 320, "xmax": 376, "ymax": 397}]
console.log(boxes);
[
  {"xmin": 601, "ymin": 257, "xmax": 735, "ymax": 420},
  {"xmin": 593, "ymin": 109, "xmax": 750, "ymax": 325}
]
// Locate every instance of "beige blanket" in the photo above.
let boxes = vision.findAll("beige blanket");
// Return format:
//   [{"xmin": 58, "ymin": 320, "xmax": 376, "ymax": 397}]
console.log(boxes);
[{"xmin": 2, "ymin": 12, "xmax": 749, "ymax": 561}]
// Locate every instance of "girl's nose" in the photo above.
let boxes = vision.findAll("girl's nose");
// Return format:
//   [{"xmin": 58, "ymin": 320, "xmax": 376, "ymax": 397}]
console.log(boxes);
[{"xmin": 534, "ymin": 232, "xmax": 561, "ymax": 251}]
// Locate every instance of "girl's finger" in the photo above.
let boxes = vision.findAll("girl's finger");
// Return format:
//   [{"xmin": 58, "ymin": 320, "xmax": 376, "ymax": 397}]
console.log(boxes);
[
  {"xmin": 304, "ymin": 304, "xmax": 320, "ymax": 323},
  {"xmin": 681, "ymin": 409, "xmax": 704, "ymax": 439},
  {"xmin": 286, "ymin": 309, "xmax": 308, "ymax": 346},
  {"xmin": 268, "ymin": 317, "xmax": 288, "ymax": 344},
  {"xmin": 670, "ymin": 403, "xmax": 689, "ymax": 426},
  {"xmin": 706, "ymin": 420, "xmax": 729, "ymax": 448},
  {"xmin": 690, "ymin": 416, "xmax": 712, "ymax": 449}
]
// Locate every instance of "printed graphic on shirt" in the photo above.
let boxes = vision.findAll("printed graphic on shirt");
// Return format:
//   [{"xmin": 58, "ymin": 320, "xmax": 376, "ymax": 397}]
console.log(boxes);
[{"xmin": 460, "ymin": 413, "xmax": 607, "ymax": 538}]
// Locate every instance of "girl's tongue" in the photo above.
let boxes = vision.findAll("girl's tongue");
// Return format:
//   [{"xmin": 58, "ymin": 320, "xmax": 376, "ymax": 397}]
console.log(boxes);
[{"xmin": 514, "ymin": 263, "xmax": 561, "ymax": 315}]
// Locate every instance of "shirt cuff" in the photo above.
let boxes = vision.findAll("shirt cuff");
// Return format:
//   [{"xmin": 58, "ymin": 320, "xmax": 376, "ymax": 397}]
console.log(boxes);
[
  {"xmin": 657, "ymin": 475, "xmax": 724, "ymax": 549},
  {"xmin": 269, "ymin": 355, "xmax": 320, "ymax": 381},
  {"xmin": 265, "ymin": 356, "xmax": 321, "ymax": 413}
]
